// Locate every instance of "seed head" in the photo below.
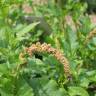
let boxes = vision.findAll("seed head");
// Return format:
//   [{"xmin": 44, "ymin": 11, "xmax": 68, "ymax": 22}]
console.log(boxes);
[
  {"xmin": 25, "ymin": 42, "xmax": 71, "ymax": 77},
  {"xmin": 85, "ymin": 28, "xmax": 96, "ymax": 44}
]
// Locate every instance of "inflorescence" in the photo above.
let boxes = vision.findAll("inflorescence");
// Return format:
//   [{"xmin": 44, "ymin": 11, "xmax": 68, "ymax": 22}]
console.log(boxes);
[
  {"xmin": 20, "ymin": 42, "xmax": 71, "ymax": 78},
  {"xmin": 85, "ymin": 28, "xmax": 96, "ymax": 44}
]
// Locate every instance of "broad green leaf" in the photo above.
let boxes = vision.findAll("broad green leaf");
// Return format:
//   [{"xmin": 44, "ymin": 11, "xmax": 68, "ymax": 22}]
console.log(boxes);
[
  {"xmin": 25, "ymin": 78, "xmax": 68, "ymax": 96},
  {"xmin": 86, "ymin": 70, "xmax": 96, "ymax": 82},
  {"xmin": 68, "ymin": 86, "xmax": 89, "ymax": 96},
  {"xmin": 42, "ymin": 80, "xmax": 68, "ymax": 96},
  {"xmin": 0, "ymin": 75, "xmax": 33, "ymax": 96},
  {"xmin": 0, "ymin": 89, "xmax": 13, "ymax": 96},
  {"xmin": 0, "ymin": 64, "xmax": 9, "ymax": 74},
  {"xmin": 79, "ymin": 77, "xmax": 90, "ymax": 88},
  {"xmin": 17, "ymin": 22, "xmax": 40, "ymax": 39},
  {"xmin": 17, "ymin": 81, "xmax": 34, "ymax": 96},
  {"xmin": 64, "ymin": 25, "xmax": 78, "ymax": 54},
  {"xmin": 0, "ymin": 77, "xmax": 14, "ymax": 95},
  {"xmin": 92, "ymin": 37, "xmax": 96, "ymax": 45}
]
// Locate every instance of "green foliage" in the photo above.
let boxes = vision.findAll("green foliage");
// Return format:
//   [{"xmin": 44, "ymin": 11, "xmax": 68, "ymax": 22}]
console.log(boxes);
[{"xmin": 0, "ymin": 0, "xmax": 96, "ymax": 96}]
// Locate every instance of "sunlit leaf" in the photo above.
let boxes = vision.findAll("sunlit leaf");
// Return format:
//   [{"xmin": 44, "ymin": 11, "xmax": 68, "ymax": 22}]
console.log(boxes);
[
  {"xmin": 68, "ymin": 86, "xmax": 89, "ymax": 96},
  {"xmin": 17, "ymin": 22, "xmax": 40, "ymax": 39}
]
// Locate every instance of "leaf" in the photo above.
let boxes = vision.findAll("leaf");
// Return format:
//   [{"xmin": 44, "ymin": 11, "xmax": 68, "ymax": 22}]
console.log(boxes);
[
  {"xmin": 25, "ymin": 78, "xmax": 68, "ymax": 96},
  {"xmin": 0, "ymin": 89, "xmax": 13, "ymax": 96},
  {"xmin": 17, "ymin": 81, "xmax": 34, "ymax": 96},
  {"xmin": 86, "ymin": 70, "xmax": 96, "ymax": 82},
  {"xmin": 27, "ymin": 58, "xmax": 48, "ymax": 74},
  {"xmin": 64, "ymin": 25, "xmax": 78, "ymax": 54},
  {"xmin": 0, "ymin": 47, "xmax": 9, "ymax": 55},
  {"xmin": 0, "ymin": 77, "xmax": 13, "ymax": 95},
  {"xmin": 42, "ymin": 80, "xmax": 68, "ymax": 96},
  {"xmin": 17, "ymin": 22, "xmax": 40, "ymax": 39},
  {"xmin": 0, "ymin": 64, "xmax": 9, "ymax": 74},
  {"xmin": 68, "ymin": 86, "xmax": 89, "ymax": 96},
  {"xmin": 79, "ymin": 77, "xmax": 90, "ymax": 88}
]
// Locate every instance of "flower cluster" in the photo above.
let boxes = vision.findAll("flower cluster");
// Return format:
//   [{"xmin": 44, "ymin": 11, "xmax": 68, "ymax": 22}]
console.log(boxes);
[
  {"xmin": 85, "ymin": 28, "xmax": 96, "ymax": 44},
  {"xmin": 25, "ymin": 42, "xmax": 71, "ymax": 77}
]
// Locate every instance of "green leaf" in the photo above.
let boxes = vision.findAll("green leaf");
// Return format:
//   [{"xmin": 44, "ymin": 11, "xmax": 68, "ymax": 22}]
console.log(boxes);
[
  {"xmin": 64, "ymin": 25, "xmax": 78, "ymax": 54},
  {"xmin": 79, "ymin": 77, "xmax": 90, "ymax": 88},
  {"xmin": 17, "ymin": 22, "xmax": 40, "ymax": 39},
  {"xmin": 25, "ymin": 78, "xmax": 68, "ymax": 96},
  {"xmin": 0, "ymin": 89, "xmax": 13, "ymax": 96},
  {"xmin": 86, "ymin": 70, "xmax": 96, "ymax": 82},
  {"xmin": 42, "ymin": 80, "xmax": 68, "ymax": 96},
  {"xmin": 68, "ymin": 86, "xmax": 89, "ymax": 96},
  {"xmin": 17, "ymin": 81, "xmax": 34, "ymax": 96}
]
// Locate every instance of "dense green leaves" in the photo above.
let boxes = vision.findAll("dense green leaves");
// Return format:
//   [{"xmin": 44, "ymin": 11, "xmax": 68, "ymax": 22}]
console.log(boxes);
[{"xmin": 0, "ymin": 0, "xmax": 96, "ymax": 96}]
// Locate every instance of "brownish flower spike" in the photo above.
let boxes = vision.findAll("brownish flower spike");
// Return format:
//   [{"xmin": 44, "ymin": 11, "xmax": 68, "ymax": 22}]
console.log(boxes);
[
  {"xmin": 20, "ymin": 42, "xmax": 71, "ymax": 78},
  {"xmin": 84, "ymin": 28, "xmax": 96, "ymax": 44}
]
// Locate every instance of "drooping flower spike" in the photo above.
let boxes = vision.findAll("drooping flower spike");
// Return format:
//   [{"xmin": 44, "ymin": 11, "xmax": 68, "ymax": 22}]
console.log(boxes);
[
  {"xmin": 20, "ymin": 42, "xmax": 71, "ymax": 78},
  {"xmin": 84, "ymin": 28, "xmax": 96, "ymax": 44}
]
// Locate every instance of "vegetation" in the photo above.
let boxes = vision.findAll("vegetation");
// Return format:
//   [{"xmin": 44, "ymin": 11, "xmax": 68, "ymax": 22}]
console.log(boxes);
[{"xmin": 0, "ymin": 0, "xmax": 96, "ymax": 96}]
